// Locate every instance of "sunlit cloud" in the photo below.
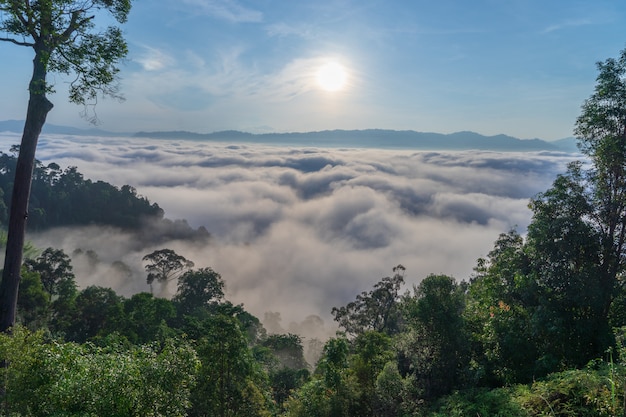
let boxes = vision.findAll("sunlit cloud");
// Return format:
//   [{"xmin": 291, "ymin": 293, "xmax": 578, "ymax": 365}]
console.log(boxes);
[{"xmin": 125, "ymin": 51, "xmax": 357, "ymax": 112}]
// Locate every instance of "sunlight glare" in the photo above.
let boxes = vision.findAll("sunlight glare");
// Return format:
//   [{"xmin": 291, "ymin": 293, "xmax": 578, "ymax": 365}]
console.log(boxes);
[{"xmin": 316, "ymin": 62, "xmax": 348, "ymax": 92}]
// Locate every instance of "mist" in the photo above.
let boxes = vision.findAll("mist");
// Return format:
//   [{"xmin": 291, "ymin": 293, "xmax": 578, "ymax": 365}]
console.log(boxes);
[{"xmin": 0, "ymin": 133, "xmax": 578, "ymax": 335}]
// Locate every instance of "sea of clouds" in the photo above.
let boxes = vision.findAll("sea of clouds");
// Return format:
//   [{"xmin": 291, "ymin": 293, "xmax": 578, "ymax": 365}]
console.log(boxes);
[{"xmin": 0, "ymin": 133, "xmax": 580, "ymax": 336}]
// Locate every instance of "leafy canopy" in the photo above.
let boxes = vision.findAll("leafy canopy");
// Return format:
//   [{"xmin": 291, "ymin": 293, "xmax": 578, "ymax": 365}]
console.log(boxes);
[{"xmin": 0, "ymin": 0, "xmax": 132, "ymax": 115}]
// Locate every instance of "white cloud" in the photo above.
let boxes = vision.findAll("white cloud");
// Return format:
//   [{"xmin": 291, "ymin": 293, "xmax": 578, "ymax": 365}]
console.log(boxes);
[
  {"xmin": 134, "ymin": 45, "xmax": 175, "ymax": 71},
  {"xmin": 0, "ymin": 134, "xmax": 577, "ymax": 328}
]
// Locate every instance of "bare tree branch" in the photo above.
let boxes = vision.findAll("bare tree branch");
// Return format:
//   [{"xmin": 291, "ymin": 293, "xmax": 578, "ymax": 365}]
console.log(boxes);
[{"xmin": 0, "ymin": 36, "xmax": 34, "ymax": 47}]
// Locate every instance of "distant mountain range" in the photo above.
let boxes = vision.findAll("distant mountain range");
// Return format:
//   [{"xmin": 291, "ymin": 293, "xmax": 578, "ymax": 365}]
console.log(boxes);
[{"xmin": 0, "ymin": 119, "xmax": 579, "ymax": 152}]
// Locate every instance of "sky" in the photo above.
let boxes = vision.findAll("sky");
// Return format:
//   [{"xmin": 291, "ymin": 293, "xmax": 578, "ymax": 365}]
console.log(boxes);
[
  {"xmin": 1, "ymin": 0, "xmax": 626, "ymax": 140},
  {"xmin": 0, "ymin": 133, "xmax": 576, "ymax": 336}
]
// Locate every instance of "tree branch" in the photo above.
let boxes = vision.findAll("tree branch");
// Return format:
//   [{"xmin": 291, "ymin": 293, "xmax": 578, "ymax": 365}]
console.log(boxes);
[
  {"xmin": 56, "ymin": 11, "xmax": 94, "ymax": 45},
  {"xmin": 0, "ymin": 36, "xmax": 34, "ymax": 47},
  {"xmin": 8, "ymin": 0, "xmax": 34, "ymax": 38}
]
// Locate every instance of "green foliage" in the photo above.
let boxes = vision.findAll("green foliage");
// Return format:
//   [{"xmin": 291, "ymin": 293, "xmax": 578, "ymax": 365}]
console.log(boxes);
[
  {"xmin": 399, "ymin": 274, "xmax": 469, "ymax": 399},
  {"xmin": 120, "ymin": 292, "xmax": 176, "ymax": 344},
  {"xmin": 65, "ymin": 285, "xmax": 124, "ymax": 342},
  {"xmin": 269, "ymin": 367, "xmax": 310, "ymax": 413},
  {"xmin": 16, "ymin": 268, "xmax": 51, "ymax": 330},
  {"xmin": 0, "ymin": 326, "xmax": 199, "ymax": 417},
  {"xmin": 374, "ymin": 361, "xmax": 406, "ymax": 417},
  {"xmin": 0, "ymin": 0, "xmax": 132, "ymax": 108},
  {"xmin": 350, "ymin": 331, "xmax": 394, "ymax": 416},
  {"xmin": 189, "ymin": 314, "xmax": 272, "ymax": 417},
  {"xmin": 428, "ymin": 388, "xmax": 528, "ymax": 417},
  {"xmin": 262, "ymin": 333, "xmax": 308, "ymax": 370},
  {"xmin": 465, "ymin": 230, "xmax": 542, "ymax": 384},
  {"xmin": 286, "ymin": 337, "xmax": 360, "ymax": 417},
  {"xmin": 24, "ymin": 247, "xmax": 76, "ymax": 297},
  {"xmin": 173, "ymin": 267, "xmax": 224, "ymax": 315},
  {"xmin": 516, "ymin": 365, "xmax": 624, "ymax": 417},
  {"xmin": 528, "ymin": 163, "xmax": 609, "ymax": 368},
  {"xmin": 332, "ymin": 265, "xmax": 405, "ymax": 336},
  {"xmin": 0, "ymin": 154, "xmax": 167, "ymax": 231}
]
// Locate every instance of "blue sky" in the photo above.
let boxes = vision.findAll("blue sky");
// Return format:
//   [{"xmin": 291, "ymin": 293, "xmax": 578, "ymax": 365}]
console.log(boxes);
[{"xmin": 2, "ymin": 0, "xmax": 626, "ymax": 139}]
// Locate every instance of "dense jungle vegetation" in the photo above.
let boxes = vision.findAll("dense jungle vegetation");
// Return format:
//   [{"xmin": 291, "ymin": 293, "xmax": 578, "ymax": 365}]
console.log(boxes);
[
  {"xmin": 0, "ymin": 146, "xmax": 210, "ymax": 243},
  {"xmin": 2, "ymin": 47, "xmax": 626, "ymax": 417}
]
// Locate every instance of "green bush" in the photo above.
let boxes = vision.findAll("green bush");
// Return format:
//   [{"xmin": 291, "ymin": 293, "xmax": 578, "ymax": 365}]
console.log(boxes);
[
  {"xmin": 428, "ymin": 387, "xmax": 528, "ymax": 417},
  {"xmin": 0, "ymin": 327, "xmax": 199, "ymax": 417}
]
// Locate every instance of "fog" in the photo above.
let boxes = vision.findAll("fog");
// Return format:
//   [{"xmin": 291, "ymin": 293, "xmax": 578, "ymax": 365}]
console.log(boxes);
[{"xmin": 0, "ymin": 133, "xmax": 578, "ymax": 335}]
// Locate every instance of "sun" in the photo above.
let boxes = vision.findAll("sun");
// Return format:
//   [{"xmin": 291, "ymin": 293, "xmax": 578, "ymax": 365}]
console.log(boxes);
[{"xmin": 316, "ymin": 62, "xmax": 348, "ymax": 92}]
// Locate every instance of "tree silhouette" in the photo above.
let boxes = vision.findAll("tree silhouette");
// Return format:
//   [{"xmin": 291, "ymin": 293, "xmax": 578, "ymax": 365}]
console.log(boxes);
[{"xmin": 142, "ymin": 249, "xmax": 194, "ymax": 294}]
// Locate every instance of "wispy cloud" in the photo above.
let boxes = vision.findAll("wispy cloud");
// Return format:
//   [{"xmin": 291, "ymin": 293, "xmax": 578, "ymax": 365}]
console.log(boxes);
[
  {"xmin": 126, "ymin": 47, "xmax": 356, "ymax": 112},
  {"xmin": 134, "ymin": 45, "xmax": 175, "ymax": 71},
  {"xmin": 180, "ymin": 0, "xmax": 263, "ymax": 23},
  {"xmin": 265, "ymin": 22, "xmax": 318, "ymax": 40},
  {"xmin": 541, "ymin": 18, "xmax": 594, "ymax": 34}
]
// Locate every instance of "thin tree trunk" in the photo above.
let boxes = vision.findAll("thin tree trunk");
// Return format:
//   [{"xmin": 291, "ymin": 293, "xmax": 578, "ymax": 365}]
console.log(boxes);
[{"xmin": 0, "ymin": 49, "xmax": 53, "ymax": 334}]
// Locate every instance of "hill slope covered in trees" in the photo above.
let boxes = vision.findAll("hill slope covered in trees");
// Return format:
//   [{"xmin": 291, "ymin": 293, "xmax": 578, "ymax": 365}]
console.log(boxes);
[{"xmin": 0, "ymin": 149, "xmax": 209, "ymax": 244}]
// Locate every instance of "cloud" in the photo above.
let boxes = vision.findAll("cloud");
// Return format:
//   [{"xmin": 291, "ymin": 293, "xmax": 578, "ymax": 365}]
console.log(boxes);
[
  {"xmin": 265, "ymin": 22, "xmax": 318, "ymax": 40},
  {"xmin": 126, "ymin": 47, "xmax": 331, "ymax": 112},
  {"xmin": 134, "ymin": 45, "xmax": 175, "ymax": 71},
  {"xmin": 0, "ymin": 134, "xmax": 577, "ymax": 332},
  {"xmin": 180, "ymin": 0, "xmax": 263, "ymax": 23},
  {"xmin": 541, "ymin": 18, "xmax": 594, "ymax": 34}
]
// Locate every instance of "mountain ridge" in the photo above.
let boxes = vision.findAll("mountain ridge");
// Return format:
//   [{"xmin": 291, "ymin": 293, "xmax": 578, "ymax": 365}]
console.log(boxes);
[{"xmin": 0, "ymin": 120, "xmax": 579, "ymax": 152}]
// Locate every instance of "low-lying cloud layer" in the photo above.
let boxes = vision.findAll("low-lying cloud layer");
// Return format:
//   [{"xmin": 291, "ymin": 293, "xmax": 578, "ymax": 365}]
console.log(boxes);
[{"xmin": 0, "ymin": 133, "xmax": 578, "ymax": 334}]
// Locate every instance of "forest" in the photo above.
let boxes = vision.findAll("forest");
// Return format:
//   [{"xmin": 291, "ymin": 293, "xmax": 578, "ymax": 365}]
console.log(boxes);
[
  {"xmin": 1, "ymin": 0, "xmax": 625, "ymax": 415},
  {"xmin": 0, "ymin": 50, "xmax": 624, "ymax": 417}
]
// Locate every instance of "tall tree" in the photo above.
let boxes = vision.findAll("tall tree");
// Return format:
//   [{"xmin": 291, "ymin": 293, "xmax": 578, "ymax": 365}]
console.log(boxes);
[
  {"xmin": 173, "ymin": 267, "xmax": 224, "ymax": 316},
  {"xmin": 0, "ymin": 0, "xmax": 132, "ymax": 333},
  {"xmin": 573, "ymin": 47, "xmax": 626, "ymax": 321},
  {"xmin": 143, "ymin": 249, "xmax": 194, "ymax": 294},
  {"xmin": 331, "ymin": 265, "xmax": 405, "ymax": 336}
]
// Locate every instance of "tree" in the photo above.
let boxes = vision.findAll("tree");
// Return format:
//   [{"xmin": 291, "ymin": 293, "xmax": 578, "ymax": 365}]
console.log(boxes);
[
  {"xmin": 121, "ymin": 292, "xmax": 176, "ymax": 344},
  {"xmin": 331, "ymin": 265, "xmax": 405, "ymax": 336},
  {"xmin": 190, "ymin": 314, "xmax": 271, "ymax": 417},
  {"xmin": 173, "ymin": 267, "xmax": 224, "ymax": 315},
  {"xmin": 65, "ymin": 285, "xmax": 123, "ymax": 343},
  {"xmin": 572, "ymin": 48, "xmax": 626, "ymax": 326},
  {"xmin": 23, "ymin": 247, "xmax": 76, "ymax": 297},
  {"xmin": 0, "ymin": 0, "xmax": 132, "ymax": 333},
  {"xmin": 465, "ymin": 230, "xmax": 540, "ymax": 384},
  {"xmin": 513, "ymin": 46, "xmax": 626, "ymax": 365},
  {"xmin": 350, "ymin": 331, "xmax": 394, "ymax": 416},
  {"xmin": 527, "ymin": 165, "xmax": 607, "ymax": 368},
  {"xmin": 262, "ymin": 333, "xmax": 308, "ymax": 370},
  {"xmin": 16, "ymin": 268, "xmax": 50, "ymax": 330},
  {"xmin": 142, "ymin": 249, "xmax": 194, "ymax": 294},
  {"xmin": 398, "ymin": 274, "xmax": 468, "ymax": 399}
]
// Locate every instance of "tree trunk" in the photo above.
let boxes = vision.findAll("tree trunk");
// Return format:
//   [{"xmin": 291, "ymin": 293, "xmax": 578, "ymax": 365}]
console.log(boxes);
[{"xmin": 0, "ymin": 50, "xmax": 53, "ymax": 334}]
